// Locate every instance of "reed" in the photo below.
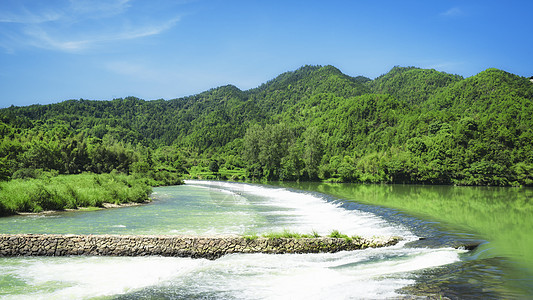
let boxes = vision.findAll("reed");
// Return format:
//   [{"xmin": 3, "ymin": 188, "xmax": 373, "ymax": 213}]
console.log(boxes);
[
  {"xmin": 243, "ymin": 229, "xmax": 357, "ymax": 241},
  {"xmin": 328, "ymin": 230, "xmax": 354, "ymax": 242},
  {"xmin": 0, "ymin": 173, "xmax": 152, "ymax": 215}
]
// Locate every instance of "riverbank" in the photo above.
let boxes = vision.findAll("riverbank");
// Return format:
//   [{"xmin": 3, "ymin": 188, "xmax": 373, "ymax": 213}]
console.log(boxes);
[
  {"xmin": 0, "ymin": 173, "xmax": 165, "ymax": 216},
  {"xmin": 2, "ymin": 182, "xmax": 522, "ymax": 299},
  {"xmin": 14, "ymin": 201, "xmax": 151, "ymax": 216},
  {"xmin": 0, "ymin": 234, "xmax": 401, "ymax": 260}
]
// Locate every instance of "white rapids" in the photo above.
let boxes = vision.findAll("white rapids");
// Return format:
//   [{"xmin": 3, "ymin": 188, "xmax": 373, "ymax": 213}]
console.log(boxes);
[{"xmin": 0, "ymin": 181, "xmax": 466, "ymax": 299}]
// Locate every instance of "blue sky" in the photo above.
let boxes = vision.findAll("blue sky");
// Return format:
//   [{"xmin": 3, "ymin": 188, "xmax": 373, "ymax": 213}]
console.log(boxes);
[{"xmin": 1, "ymin": 0, "xmax": 532, "ymax": 108}]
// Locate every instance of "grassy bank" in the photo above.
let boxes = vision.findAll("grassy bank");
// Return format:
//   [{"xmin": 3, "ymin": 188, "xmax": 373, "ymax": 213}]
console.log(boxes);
[
  {"xmin": 245, "ymin": 229, "xmax": 360, "ymax": 242},
  {"xmin": 0, "ymin": 172, "xmax": 166, "ymax": 215}
]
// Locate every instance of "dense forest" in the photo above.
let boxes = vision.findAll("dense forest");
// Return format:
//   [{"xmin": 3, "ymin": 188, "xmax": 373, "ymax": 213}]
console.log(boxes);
[{"xmin": 1, "ymin": 65, "xmax": 532, "ymax": 209}]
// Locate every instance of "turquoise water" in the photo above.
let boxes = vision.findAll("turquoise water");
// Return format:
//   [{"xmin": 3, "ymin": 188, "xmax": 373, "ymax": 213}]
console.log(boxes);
[
  {"xmin": 0, "ymin": 182, "xmax": 410, "ymax": 237},
  {"xmin": 276, "ymin": 183, "xmax": 533, "ymax": 276},
  {"xmin": 0, "ymin": 181, "xmax": 529, "ymax": 299},
  {"xmin": 1, "ymin": 184, "xmax": 259, "ymax": 235}
]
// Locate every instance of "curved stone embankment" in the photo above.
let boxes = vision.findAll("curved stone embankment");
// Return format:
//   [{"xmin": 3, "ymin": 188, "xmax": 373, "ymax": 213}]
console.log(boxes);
[{"xmin": 0, "ymin": 234, "xmax": 400, "ymax": 260}]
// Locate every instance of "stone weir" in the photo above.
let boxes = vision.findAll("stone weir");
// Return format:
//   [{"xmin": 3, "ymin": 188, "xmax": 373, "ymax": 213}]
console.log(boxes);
[{"xmin": 0, "ymin": 234, "xmax": 400, "ymax": 260}]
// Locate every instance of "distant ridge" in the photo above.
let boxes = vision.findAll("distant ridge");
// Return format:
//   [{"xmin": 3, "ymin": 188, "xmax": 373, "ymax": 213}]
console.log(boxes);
[{"xmin": 1, "ymin": 64, "xmax": 532, "ymax": 186}]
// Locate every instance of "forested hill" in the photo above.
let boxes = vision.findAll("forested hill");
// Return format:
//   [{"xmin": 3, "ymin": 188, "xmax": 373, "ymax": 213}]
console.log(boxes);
[{"xmin": 1, "ymin": 65, "xmax": 533, "ymax": 186}]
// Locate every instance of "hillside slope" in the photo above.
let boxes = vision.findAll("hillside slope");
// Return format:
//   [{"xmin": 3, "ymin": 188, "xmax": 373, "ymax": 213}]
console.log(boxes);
[{"xmin": 1, "ymin": 65, "xmax": 532, "ymax": 186}]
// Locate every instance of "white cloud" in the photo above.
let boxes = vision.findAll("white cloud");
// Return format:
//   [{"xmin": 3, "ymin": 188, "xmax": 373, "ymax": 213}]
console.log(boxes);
[
  {"xmin": 22, "ymin": 17, "xmax": 181, "ymax": 52},
  {"xmin": 22, "ymin": 27, "xmax": 89, "ymax": 51},
  {"xmin": 104, "ymin": 61, "xmax": 161, "ymax": 81},
  {"xmin": 441, "ymin": 7, "xmax": 465, "ymax": 17},
  {"xmin": 0, "ymin": 11, "xmax": 62, "ymax": 24},
  {"xmin": 112, "ymin": 17, "xmax": 181, "ymax": 40},
  {"xmin": 0, "ymin": 1, "xmax": 181, "ymax": 53},
  {"xmin": 426, "ymin": 61, "xmax": 463, "ymax": 71},
  {"xmin": 67, "ymin": 0, "xmax": 132, "ymax": 19}
]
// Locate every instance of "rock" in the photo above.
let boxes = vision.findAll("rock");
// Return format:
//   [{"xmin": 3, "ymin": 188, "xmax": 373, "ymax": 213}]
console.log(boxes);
[{"xmin": 0, "ymin": 234, "xmax": 401, "ymax": 260}]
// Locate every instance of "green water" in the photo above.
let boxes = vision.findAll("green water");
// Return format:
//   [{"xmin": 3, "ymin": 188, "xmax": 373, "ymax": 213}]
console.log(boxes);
[
  {"xmin": 0, "ymin": 185, "xmax": 269, "ymax": 235},
  {"xmin": 0, "ymin": 181, "xmax": 532, "ymax": 298},
  {"xmin": 276, "ymin": 182, "xmax": 533, "ymax": 281}
]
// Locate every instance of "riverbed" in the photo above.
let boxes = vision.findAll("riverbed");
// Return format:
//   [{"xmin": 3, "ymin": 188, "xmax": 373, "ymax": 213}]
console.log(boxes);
[{"xmin": 0, "ymin": 181, "xmax": 531, "ymax": 299}]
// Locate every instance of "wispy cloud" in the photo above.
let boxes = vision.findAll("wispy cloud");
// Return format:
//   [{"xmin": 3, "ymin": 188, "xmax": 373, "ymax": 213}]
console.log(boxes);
[
  {"xmin": 0, "ymin": 5, "xmax": 63, "ymax": 24},
  {"xmin": 104, "ymin": 60, "xmax": 163, "ymax": 81},
  {"xmin": 23, "ymin": 17, "xmax": 181, "ymax": 52},
  {"xmin": 23, "ymin": 27, "xmax": 90, "ymax": 51},
  {"xmin": 0, "ymin": 11, "xmax": 62, "ymax": 24},
  {"xmin": 68, "ymin": 0, "xmax": 132, "ymax": 16},
  {"xmin": 0, "ymin": 0, "xmax": 181, "ymax": 53},
  {"xmin": 65, "ymin": 0, "xmax": 146, "ymax": 24},
  {"xmin": 441, "ymin": 7, "xmax": 465, "ymax": 17},
  {"xmin": 425, "ymin": 61, "xmax": 464, "ymax": 71}
]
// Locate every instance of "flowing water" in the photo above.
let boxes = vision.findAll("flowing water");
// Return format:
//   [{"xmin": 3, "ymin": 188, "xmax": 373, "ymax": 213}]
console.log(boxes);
[{"xmin": 0, "ymin": 181, "xmax": 531, "ymax": 299}]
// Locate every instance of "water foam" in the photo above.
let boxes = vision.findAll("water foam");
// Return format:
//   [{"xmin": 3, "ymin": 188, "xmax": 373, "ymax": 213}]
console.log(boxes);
[
  {"xmin": 186, "ymin": 180, "xmax": 414, "ymax": 239},
  {"xmin": 0, "ymin": 181, "xmax": 466, "ymax": 299},
  {"xmin": 0, "ymin": 256, "xmax": 207, "ymax": 300}
]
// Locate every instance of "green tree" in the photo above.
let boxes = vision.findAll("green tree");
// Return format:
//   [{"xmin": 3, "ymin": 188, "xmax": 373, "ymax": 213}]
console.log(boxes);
[{"xmin": 302, "ymin": 127, "xmax": 323, "ymax": 179}]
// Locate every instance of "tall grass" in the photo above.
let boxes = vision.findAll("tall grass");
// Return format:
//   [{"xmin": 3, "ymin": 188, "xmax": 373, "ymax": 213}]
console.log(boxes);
[
  {"xmin": 0, "ymin": 173, "xmax": 153, "ymax": 215},
  {"xmin": 243, "ymin": 230, "xmax": 357, "ymax": 241},
  {"xmin": 261, "ymin": 229, "xmax": 321, "ymax": 239}
]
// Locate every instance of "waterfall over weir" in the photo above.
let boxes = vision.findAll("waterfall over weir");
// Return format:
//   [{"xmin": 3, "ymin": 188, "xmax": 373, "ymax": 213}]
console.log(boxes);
[{"xmin": 0, "ymin": 181, "xmax": 483, "ymax": 299}]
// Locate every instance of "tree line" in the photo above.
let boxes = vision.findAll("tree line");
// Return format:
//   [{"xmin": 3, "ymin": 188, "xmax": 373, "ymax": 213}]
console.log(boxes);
[{"xmin": 1, "ymin": 65, "xmax": 532, "ymax": 187}]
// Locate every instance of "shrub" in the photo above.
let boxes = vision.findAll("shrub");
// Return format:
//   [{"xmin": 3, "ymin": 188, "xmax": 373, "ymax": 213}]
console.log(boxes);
[
  {"xmin": 0, "ymin": 173, "xmax": 154, "ymax": 215},
  {"xmin": 328, "ymin": 230, "xmax": 353, "ymax": 242}
]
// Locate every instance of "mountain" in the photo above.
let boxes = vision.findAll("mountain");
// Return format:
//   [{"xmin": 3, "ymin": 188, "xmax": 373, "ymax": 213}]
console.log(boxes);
[
  {"xmin": 369, "ymin": 66, "xmax": 463, "ymax": 105},
  {"xmin": 1, "ymin": 65, "xmax": 532, "ymax": 186}
]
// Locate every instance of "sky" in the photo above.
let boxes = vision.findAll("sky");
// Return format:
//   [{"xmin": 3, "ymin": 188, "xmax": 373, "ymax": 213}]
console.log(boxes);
[{"xmin": 1, "ymin": 0, "xmax": 532, "ymax": 108}]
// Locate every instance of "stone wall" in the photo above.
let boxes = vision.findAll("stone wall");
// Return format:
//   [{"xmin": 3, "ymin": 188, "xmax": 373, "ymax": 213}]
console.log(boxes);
[{"xmin": 0, "ymin": 234, "xmax": 400, "ymax": 260}]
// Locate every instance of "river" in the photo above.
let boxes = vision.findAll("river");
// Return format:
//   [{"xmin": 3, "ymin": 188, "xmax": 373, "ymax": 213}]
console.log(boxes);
[{"xmin": 0, "ymin": 180, "xmax": 531, "ymax": 299}]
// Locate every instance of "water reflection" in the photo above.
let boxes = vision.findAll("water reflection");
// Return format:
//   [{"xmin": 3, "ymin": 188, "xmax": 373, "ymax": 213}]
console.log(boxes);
[
  {"xmin": 1, "ymin": 182, "xmax": 532, "ymax": 298},
  {"xmin": 400, "ymin": 257, "xmax": 529, "ymax": 299},
  {"xmin": 274, "ymin": 182, "xmax": 533, "ymax": 297},
  {"xmin": 276, "ymin": 184, "xmax": 533, "ymax": 263}
]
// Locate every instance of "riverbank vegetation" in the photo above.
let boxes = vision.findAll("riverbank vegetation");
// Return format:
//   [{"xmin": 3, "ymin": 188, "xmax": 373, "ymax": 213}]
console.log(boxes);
[
  {"xmin": 1, "ymin": 64, "xmax": 532, "ymax": 194},
  {"xmin": 261, "ymin": 229, "xmax": 321, "ymax": 239},
  {"xmin": 244, "ymin": 229, "xmax": 358, "ymax": 242},
  {"xmin": 0, "ymin": 173, "xmax": 154, "ymax": 215}
]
